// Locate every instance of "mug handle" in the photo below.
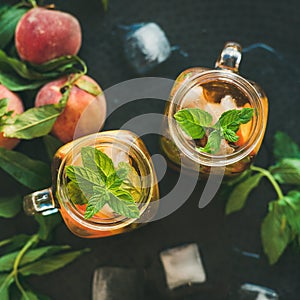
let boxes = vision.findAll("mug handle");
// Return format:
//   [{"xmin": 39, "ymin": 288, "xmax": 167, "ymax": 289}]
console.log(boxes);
[{"xmin": 23, "ymin": 188, "xmax": 59, "ymax": 216}]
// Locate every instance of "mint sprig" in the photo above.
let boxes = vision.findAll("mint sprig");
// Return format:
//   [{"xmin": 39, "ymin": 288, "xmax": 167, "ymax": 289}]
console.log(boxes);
[
  {"xmin": 65, "ymin": 146, "xmax": 140, "ymax": 220},
  {"xmin": 225, "ymin": 131, "xmax": 300, "ymax": 265},
  {"xmin": 174, "ymin": 107, "xmax": 254, "ymax": 153}
]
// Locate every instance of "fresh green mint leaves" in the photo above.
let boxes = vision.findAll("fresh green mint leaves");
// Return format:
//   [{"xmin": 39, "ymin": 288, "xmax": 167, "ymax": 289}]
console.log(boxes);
[
  {"xmin": 65, "ymin": 146, "xmax": 141, "ymax": 220},
  {"xmin": 174, "ymin": 107, "xmax": 254, "ymax": 153},
  {"xmin": 225, "ymin": 131, "xmax": 300, "ymax": 264}
]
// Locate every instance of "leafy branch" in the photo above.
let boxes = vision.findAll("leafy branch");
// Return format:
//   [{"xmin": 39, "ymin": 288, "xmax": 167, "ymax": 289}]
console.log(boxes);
[
  {"xmin": 225, "ymin": 131, "xmax": 300, "ymax": 264},
  {"xmin": 0, "ymin": 214, "xmax": 89, "ymax": 300}
]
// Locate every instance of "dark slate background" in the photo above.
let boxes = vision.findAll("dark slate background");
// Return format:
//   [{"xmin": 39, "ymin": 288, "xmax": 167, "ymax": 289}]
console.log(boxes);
[{"xmin": 1, "ymin": 0, "xmax": 300, "ymax": 299}]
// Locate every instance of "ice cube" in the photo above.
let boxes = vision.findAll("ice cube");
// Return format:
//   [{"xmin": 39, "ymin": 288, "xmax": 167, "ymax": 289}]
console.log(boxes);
[
  {"xmin": 236, "ymin": 283, "xmax": 279, "ymax": 300},
  {"xmin": 92, "ymin": 267, "xmax": 144, "ymax": 300},
  {"xmin": 122, "ymin": 22, "xmax": 172, "ymax": 74},
  {"xmin": 160, "ymin": 243, "xmax": 206, "ymax": 290}
]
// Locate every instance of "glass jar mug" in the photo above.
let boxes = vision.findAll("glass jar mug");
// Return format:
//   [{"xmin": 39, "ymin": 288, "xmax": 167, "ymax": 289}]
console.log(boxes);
[
  {"xmin": 24, "ymin": 130, "xmax": 159, "ymax": 238},
  {"xmin": 160, "ymin": 42, "xmax": 268, "ymax": 176}
]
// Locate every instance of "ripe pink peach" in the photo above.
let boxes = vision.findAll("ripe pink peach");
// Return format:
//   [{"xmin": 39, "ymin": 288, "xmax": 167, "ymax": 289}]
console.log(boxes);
[
  {"xmin": 15, "ymin": 7, "xmax": 82, "ymax": 64},
  {"xmin": 35, "ymin": 75, "xmax": 107, "ymax": 143},
  {"xmin": 0, "ymin": 85, "xmax": 24, "ymax": 150}
]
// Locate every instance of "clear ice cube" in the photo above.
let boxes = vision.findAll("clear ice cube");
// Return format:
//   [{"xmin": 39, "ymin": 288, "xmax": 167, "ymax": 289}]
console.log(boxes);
[
  {"xmin": 160, "ymin": 243, "xmax": 206, "ymax": 290},
  {"xmin": 237, "ymin": 283, "xmax": 279, "ymax": 300},
  {"xmin": 92, "ymin": 267, "xmax": 144, "ymax": 300},
  {"xmin": 122, "ymin": 22, "xmax": 171, "ymax": 74}
]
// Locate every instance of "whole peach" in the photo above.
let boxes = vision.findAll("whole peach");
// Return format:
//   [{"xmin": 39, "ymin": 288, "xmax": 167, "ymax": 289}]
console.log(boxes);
[
  {"xmin": 0, "ymin": 85, "xmax": 24, "ymax": 150},
  {"xmin": 15, "ymin": 7, "xmax": 82, "ymax": 64},
  {"xmin": 35, "ymin": 75, "xmax": 107, "ymax": 143}
]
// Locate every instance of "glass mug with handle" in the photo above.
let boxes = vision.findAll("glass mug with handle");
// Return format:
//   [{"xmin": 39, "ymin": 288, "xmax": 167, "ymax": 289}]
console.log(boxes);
[
  {"xmin": 24, "ymin": 130, "xmax": 159, "ymax": 238},
  {"xmin": 160, "ymin": 42, "xmax": 269, "ymax": 176}
]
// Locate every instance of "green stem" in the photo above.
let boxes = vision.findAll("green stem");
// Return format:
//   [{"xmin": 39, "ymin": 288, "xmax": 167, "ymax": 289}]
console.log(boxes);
[
  {"xmin": 28, "ymin": 0, "xmax": 38, "ymax": 8},
  {"xmin": 0, "ymin": 238, "xmax": 12, "ymax": 248},
  {"xmin": 251, "ymin": 165, "xmax": 284, "ymax": 199},
  {"xmin": 12, "ymin": 234, "xmax": 39, "ymax": 298}
]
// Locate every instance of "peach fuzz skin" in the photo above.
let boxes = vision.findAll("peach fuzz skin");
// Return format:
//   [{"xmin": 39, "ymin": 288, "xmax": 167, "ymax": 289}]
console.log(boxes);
[
  {"xmin": 15, "ymin": 7, "xmax": 81, "ymax": 64},
  {"xmin": 35, "ymin": 75, "xmax": 107, "ymax": 143},
  {"xmin": 0, "ymin": 85, "xmax": 24, "ymax": 150}
]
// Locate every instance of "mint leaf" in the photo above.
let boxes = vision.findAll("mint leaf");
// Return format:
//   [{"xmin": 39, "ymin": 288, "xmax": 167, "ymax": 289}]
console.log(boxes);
[
  {"xmin": 226, "ymin": 173, "xmax": 263, "ymax": 215},
  {"xmin": 223, "ymin": 128, "xmax": 239, "ymax": 143},
  {"xmin": 66, "ymin": 166, "xmax": 104, "ymax": 191},
  {"xmin": 84, "ymin": 187, "xmax": 110, "ymax": 219},
  {"xmin": 67, "ymin": 182, "xmax": 88, "ymax": 205},
  {"xmin": 261, "ymin": 202, "xmax": 292, "ymax": 265},
  {"xmin": 273, "ymin": 131, "xmax": 300, "ymax": 161},
  {"xmin": 66, "ymin": 147, "xmax": 140, "ymax": 219},
  {"xmin": 174, "ymin": 108, "xmax": 212, "ymax": 139},
  {"xmin": 81, "ymin": 146, "xmax": 114, "ymax": 179},
  {"xmin": 219, "ymin": 108, "xmax": 254, "ymax": 132},
  {"xmin": 109, "ymin": 190, "xmax": 140, "ymax": 219},
  {"xmin": 0, "ymin": 195, "xmax": 22, "ymax": 218},
  {"xmin": 198, "ymin": 130, "xmax": 221, "ymax": 153},
  {"xmin": 270, "ymin": 158, "xmax": 300, "ymax": 185}
]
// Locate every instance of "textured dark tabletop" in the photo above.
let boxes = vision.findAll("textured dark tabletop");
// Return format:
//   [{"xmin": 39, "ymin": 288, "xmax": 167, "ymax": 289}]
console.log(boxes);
[{"xmin": 1, "ymin": 0, "xmax": 300, "ymax": 299}]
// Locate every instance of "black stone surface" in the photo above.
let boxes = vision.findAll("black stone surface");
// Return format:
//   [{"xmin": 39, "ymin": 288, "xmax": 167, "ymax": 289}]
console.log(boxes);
[{"xmin": 1, "ymin": 0, "xmax": 300, "ymax": 299}]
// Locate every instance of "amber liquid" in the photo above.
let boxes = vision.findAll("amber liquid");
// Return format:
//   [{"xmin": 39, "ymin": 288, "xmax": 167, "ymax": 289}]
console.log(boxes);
[
  {"xmin": 160, "ymin": 68, "xmax": 268, "ymax": 176},
  {"xmin": 51, "ymin": 131, "xmax": 160, "ymax": 238}
]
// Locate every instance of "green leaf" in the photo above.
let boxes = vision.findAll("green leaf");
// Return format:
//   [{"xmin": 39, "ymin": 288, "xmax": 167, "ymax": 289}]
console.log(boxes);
[
  {"xmin": 42, "ymin": 135, "xmax": 63, "ymax": 160},
  {"xmin": 67, "ymin": 181, "xmax": 88, "ymax": 205},
  {"xmin": 0, "ymin": 195, "xmax": 22, "ymax": 218},
  {"xmin": 226, "ymin": 173, "xmax": 264, "ymax": 215},
  {"xmin": 19, "ymin": 249, "xmax": 89, "ymax": 276},
  {"xmin": 223, "ymin": 128, "xmax": 239, "ymax": 143},
  {"xmin": 0, "ymin": 6, "xmax": 27, "ymax": 49},
  {"xmin": 35, "ymin": 213, "xmax": 62, "ymax": 241},
  {"xmin": 198, "ymin": 130, "xmax": 221, "ymax": 153},
  {"xmin": 75, "ymin": 77, "xmax": 101, "ymax": 96},
  {"xmin": 3, "ymin": 104, "xmax": 64, "ymax": 139},
  {"xmin": 66, "ymin": 166, "xmax": 104, "ymax": 191},
  {"xmin": 90, "ymin": 147, "xmax": 115, "ymax": 178},
  {"xmin": 0, "ymin": 70, "xmax": 46, "ymax": 91},
  {"xmin": 261, "ymin": 202, "xmax": 292, "ymax": 265},
  {"xmin": 0, "ymin": 147, "xmax": 51, "ymax": 190},
  {"xmin": 174, "ymin": 108, "xmax": 212, "ymax": 139},
  {"xmin": 273, "ymin": 131, "xmax": 300, "ymax": 161},
  {"xmin": 270, "ymin": 158, "xmax": 300, "ymax": 185},
  {"xmin": 0, "ymin": 98, "xmax": 9, "ymax": 117},
  {"xmin": 84, "ymin": 187, "xmax": 110, "ymax": 219},
  {"xmin": 277, "ymin": 191, "xmax": 300, "ymax": 233},
  {"xmin": 0, "ymin": 273, "xmax": 13, "ymax": 300},
  {"xmin": 109, "ymin": 190, "xmax": 139, "ymax": 219},
  {"xmin": 21, "ymin": 290, "xmax": 39, "ymax": 300},
  {"xmin": 0, "ymin": 234, "xmax": 30, "ymax": 252},
  {"xmin": 219, "ymin": 108, "xmax": 254, "ymax": 132},
  {"xmin": 0, "ymin": 245, "xmax": 70, "ymax": 272}
]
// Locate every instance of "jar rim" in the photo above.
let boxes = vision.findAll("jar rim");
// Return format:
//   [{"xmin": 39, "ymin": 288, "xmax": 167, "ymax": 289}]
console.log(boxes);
[
  {"xmin": 57, "ymin": 130, "xmax": 154, "ymax": 231},
  {"xmin": 168, "ymin": 70, "xmax": 265, "ymax": 167}
]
